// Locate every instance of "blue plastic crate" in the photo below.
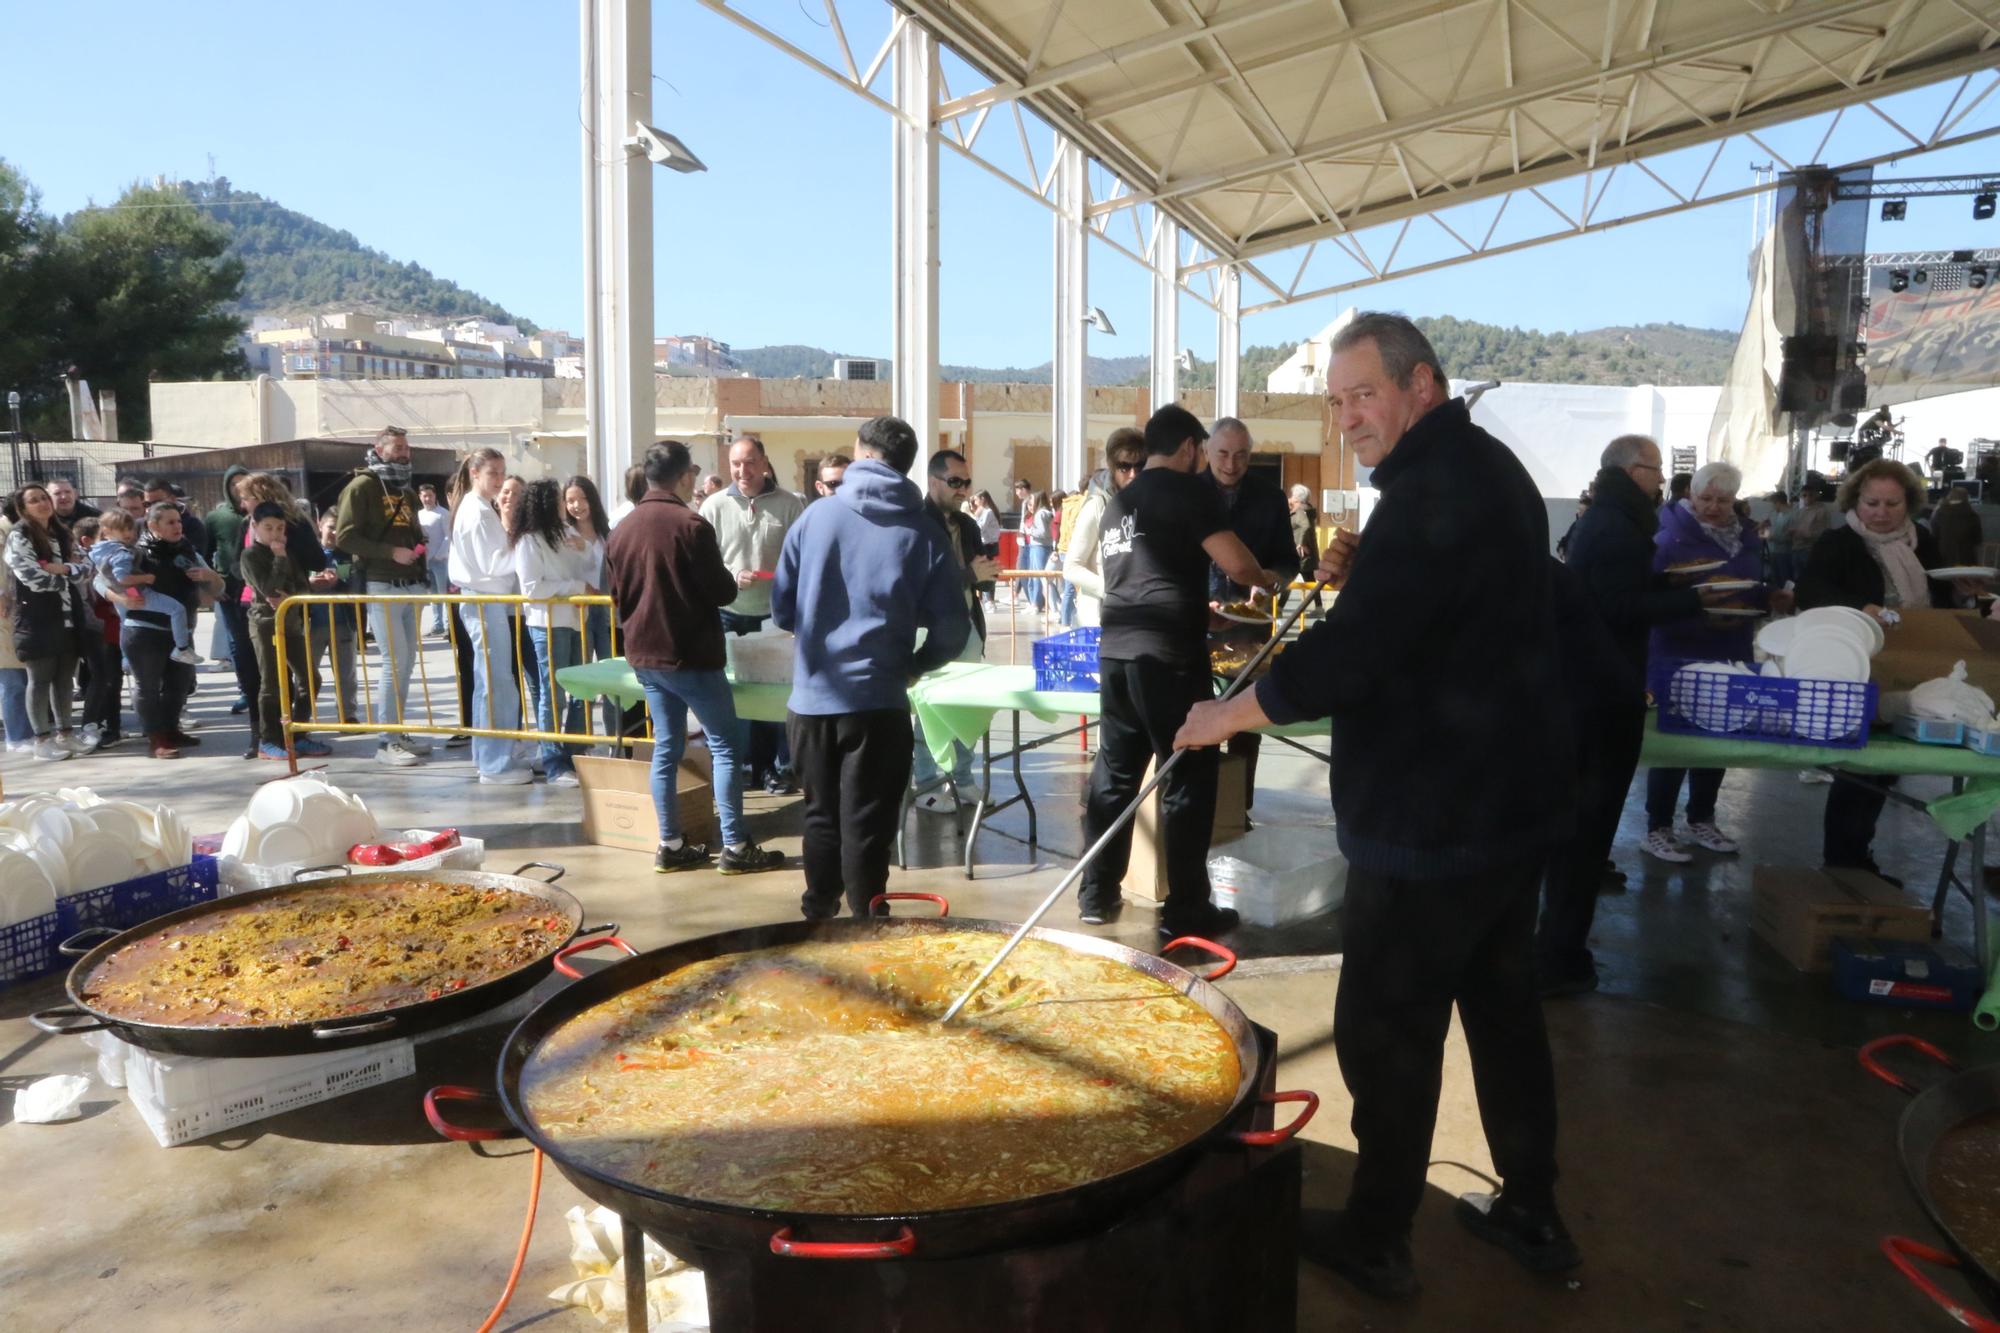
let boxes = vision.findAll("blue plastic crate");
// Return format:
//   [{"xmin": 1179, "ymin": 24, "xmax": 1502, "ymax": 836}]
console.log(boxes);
[
  {"xmin": 1651, "ymin": 659, "xmax": 1875, "ymax": 750},
  {"xmin": 1033, "ymin": 627, "xmax": 1100, "ymax": 693},
  {"xmin": 56, "ymin": 855, "xmax": 219, "ymax": 940},
  {"xmin": 1967, "ymin": 726, "xmax": 2000, "ymax": 756},
  {"xmin": 0, "ymin": 911, "xmax": 61, "ymax": 988}
]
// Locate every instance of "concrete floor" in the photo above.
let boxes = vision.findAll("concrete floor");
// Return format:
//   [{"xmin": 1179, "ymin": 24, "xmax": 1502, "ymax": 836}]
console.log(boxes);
[{"xmin": 3, "ymin": 609, "xmax": 1999, "ymax": 1331}]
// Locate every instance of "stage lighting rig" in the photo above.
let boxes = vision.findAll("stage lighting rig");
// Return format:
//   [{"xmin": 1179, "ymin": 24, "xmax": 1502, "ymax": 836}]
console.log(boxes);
[
  {"xmin": 1973, "ymin": 266, "xmax": 1990, "ymax": 290},
  {"xmin": 1882, "ymin": 199, "xmax": 1908, "ymax": 221},
  {"xmin": 1976, "ymin": 192, "xmax": 1997, "ymax": 221},
  {"xmin": 1890, "ymin": 270, "xmax": 1909, "ymax": 292}
]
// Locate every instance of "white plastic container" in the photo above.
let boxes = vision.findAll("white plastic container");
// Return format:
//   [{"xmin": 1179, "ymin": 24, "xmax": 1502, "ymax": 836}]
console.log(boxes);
[
  {"xmin": 1207, "ymin": 825, "xmax": 1345, "ymax": 928},
  {"xmin": 216, "ymin": 828, "xmax": 486, "ymax": 896}
]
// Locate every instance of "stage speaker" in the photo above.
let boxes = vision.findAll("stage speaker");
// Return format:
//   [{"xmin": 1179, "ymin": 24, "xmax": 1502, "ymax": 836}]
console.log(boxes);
[{"xmin": 1777, "ymin": 333, "xmax": 1840, "ymax": 412}]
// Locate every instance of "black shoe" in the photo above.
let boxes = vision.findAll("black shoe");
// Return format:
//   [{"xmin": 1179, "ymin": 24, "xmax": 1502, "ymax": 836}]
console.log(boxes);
[
  {"xmin": 1298, "ymin": 1209, "xmax": 1418, "ymax": 1300},
  {"xmin": 230, "ymin": 695, "xmax": 250, "ymax": 715},
  {"xmin": 1157, "ymin": 905, "xmax": 1241, "ymax": 944},
  {"xmin": 1454, "ymin": 1192, "xmax": 1581, "ymax": 1274},
  {"xmin": 718, "ymin": 841, "xmax": 784, "ymax": 875},
  {"xmin": 1538, "ymin": 965, "xmax": 1599, "ymax": 1000},
  {"xmin": 1825, "ymin": 858, "xmax": 1903, "ymax": 890},
  {"xmin": 1078, "ymin": 898, "xmax": 1122, "ymax": 926},
  {"xmin": 801, "ymin": 898, "xmax": 840, "ymax": 921},
  {"xmin": 763, "ymin": 770, "xmax": 799, "ymax": 796},
  {"xmin": 653, "ymin": 840, "xmax": 711, "ymax": 873}
]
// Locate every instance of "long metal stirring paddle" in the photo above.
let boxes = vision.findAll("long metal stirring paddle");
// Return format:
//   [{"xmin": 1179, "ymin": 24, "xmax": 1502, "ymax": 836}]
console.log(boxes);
[{"xmin": 939, "ymin": 575, "xmax": 1334, "ymax": 1024}]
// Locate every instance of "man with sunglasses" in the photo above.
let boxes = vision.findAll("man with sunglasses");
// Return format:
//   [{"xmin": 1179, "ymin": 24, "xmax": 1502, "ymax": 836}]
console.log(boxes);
[
  {"xmin": 910, "ymin": 449, "xmax": 998, "ymax": 811},
  {"xmin": 815, "ymin": 454, "xmax": 849, "ymax": 498}
]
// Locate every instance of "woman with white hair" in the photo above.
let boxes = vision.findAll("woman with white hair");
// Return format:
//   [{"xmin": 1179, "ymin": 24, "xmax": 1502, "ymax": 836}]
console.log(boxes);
[{"xmin": 1641, "ymin": 458, "xmax": 1789, "ymax": 863}]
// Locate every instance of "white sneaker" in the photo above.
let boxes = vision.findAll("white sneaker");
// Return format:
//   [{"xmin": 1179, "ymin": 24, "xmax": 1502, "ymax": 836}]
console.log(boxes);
[
  {"xmin": 169, "ymin": 646, "xmax": 204, "ymax": 666},
  {"xmin": 403, "ymin": 736, "xmax": 434, "ymax": 757},
  {"xmin": 6, "ymin": 741, "xmax": 32, "ymax": 754},
  {"xmin": 547, "ymin": 770, "xmax": 581, "ymax": 788},
  {"xmin": 1642, "ymin": 829, "xmax": 1692, "ymax": 863},
  {"xmin": 60, "ymin": 731, "xmax": 91, "ymax": 754},
  {"xmin": 33, "ymin": 737, "xmax": 72, "ymax": 762},
  {"xmin": 78, "ymin": 723, "xmax": 102, "ymax": 752},
  {"xmin": 1684, "ymin": 822, "xmax": 1739, "ymax": 854},
  {"xmin": 375, "ymin": 740, "xmax": 424, "ymax": 768},
  {"xmin": 478, "ymin": 767, "xmax": 534, "ymax": 786},
  {"xmin": 1798, "ymin": 769, "xmax": 1833, "ymax": 784},
  {"xmin": 917, "ymin": 791, "xmax": 958, "ymax": 815}
]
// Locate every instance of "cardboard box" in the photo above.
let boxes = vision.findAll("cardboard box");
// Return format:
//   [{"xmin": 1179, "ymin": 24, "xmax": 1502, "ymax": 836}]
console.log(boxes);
[
  {"xmin": 1870, "ymin": 609, "xmax": 2000, "ymax": 698},
  {"xmin": 1750, "ymin": 865, "xmax": 1931, "ymax": 971},
  {"xmin": 574, "ymin": 744, "xmax": 713, "ymax": 853},
  {"xmin": 1125, "ymin": 753, "xmax": 1250, "ymax": 904}
]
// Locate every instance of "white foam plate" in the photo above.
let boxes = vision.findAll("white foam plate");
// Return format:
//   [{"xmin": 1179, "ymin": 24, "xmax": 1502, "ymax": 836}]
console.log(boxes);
[
  {"xmin": 1785, "ymin": 628, "xmax": 1872, "ymax": 682},
  {"xmin": 252, "ymin": 825, "xmax": 320, "ymax": 867},
  {"xmin": 1666, "ymin": 560, "xmax": 1727, "ymax": 575},
  {"xmin": 246, "ymin": 780, "xmax": 307, "ymax": 832},
  {"xmin": 1929, "ymin": 566, "xmax": 1999, "ymax": 581},
  {"xmin": 0, "ymin": 851, "xmax": 58, "ymax": 926},
  {"xmin": 66, "ymin": 842, "xmax": 139, "ymax": 894},
  {"xmin": 83, "ymin": 805, "xmax": 141, "ymax": 849},
  {"xmin": 1795, "ymin": 606, "xmax": 1884, "ymax": 655},
  {"xmin": 1698, "ymin": 580, "xmax": 1759, "ymax": 593},
  {"xmin": 1756, "ymin": 618, "xmax": 1798, "ymax": 660},
  {"xmin": 1670, "ymin": 662, "xmax": 1758, "ymax": 732}
]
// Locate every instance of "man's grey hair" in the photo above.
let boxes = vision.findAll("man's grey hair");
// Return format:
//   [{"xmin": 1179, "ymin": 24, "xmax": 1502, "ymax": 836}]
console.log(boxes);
[
  {"xmin": 1331, "ymin": 312, "xmax": 1447, "ymax": 390},
  {"xmin": 1601, "ymin": 434, "xmax": 1658, "ymax": 468},
  {"xmin": 1690, "ymin": 460, "xmax": 1743, "ymax": 497},
  {"xmin": 1210, "ymin": 417, "xmax": 1250, "ymax": 441},
  {"xmin": 1289, "ymin": 483, "xmax": 1312, "ymax": 502}
]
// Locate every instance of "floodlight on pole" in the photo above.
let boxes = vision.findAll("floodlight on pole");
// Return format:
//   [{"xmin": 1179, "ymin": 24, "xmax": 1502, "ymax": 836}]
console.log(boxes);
[
  {"xmin": 1176, "ymin": 348, "xmax": 1195, "ymax": 372},
  {"xmin": 626, "ymin": 124, "xmax": 707, "ymax": 174},
  {"xmin": 1085, "ymin": 306, "xmax": 1116, "ymax": 337}
]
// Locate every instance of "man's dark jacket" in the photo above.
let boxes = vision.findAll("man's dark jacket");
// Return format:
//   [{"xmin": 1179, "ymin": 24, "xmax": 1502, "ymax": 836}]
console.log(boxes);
[
  {"xmin": 1564, "ymin": 465, "xmax": 1701, "ymax": 677},
  {"xmin": 1255, "ymin": 398, "xmax": 1574, "ymax": 878},
  {"xmin": 1207, "ymin": 470, "xmax": 1293, "ymax": 602},
  {"xmin": 925, "ymin": 497, "xmax": 987, "ymax": 644},
  {"xmin": 603, "ymin": 491, "xmax": 738, "ymax": 672}
]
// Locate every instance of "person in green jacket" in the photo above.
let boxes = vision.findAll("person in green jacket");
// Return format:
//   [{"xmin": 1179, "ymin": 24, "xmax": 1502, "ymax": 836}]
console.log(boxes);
[
  {"xmin": 334, "ymin": 426, "xmax": 431, "ymax": 767},
  {"xmin": 240, "ymin": 502, "xmax": 330, "ymax": 761},
  {"xmin": 206, "ymin": 464, "xmax": 257, "ymax": 718}
]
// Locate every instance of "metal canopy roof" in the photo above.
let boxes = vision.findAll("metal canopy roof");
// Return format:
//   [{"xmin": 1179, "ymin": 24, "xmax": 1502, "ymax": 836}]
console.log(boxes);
[{"xmin": 902, "ymin": 0, "xmax": 2000, "ymax": 269}]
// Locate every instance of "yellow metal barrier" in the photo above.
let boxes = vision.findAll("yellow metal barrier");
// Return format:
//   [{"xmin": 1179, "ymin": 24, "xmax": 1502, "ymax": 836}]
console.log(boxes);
[{"xmin": 271, "ymin": 593, "xmax": 640, "ymax": 771}]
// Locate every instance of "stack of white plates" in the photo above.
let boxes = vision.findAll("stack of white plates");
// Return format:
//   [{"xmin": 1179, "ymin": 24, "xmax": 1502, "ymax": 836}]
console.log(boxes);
[
  {"xmin": 221, "ymin": 775, "xmax": 380, "ymax": 868},
  {"xmin": 1755, "ymin": 606, "xmax": 1881, "ymax": 681},
  {"xmin": 1668, "ymin": 662, "xmax": 1760, "ymax": 732},
  {"xmin": 0, "ymin": 789, "xmax": 192, "ymax": 904}
]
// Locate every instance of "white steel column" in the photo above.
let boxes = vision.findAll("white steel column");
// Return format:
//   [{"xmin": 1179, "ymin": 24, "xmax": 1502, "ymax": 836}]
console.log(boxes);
[
  {"xmin": 1215, "ymin": 263, "xmax": 1242, "ymax": 420},
  {"xmin": 1052, "ymin": 136, "xmax": 1087, "ymax": 493},
  {"xmin": 892, "ymin": 22, "xmax": 941, "ymax": 472},
  {"xmin": 1149, "ymin": 216, "xmax": 1180, "ymax": 413},
  {"xmin": 581, "ymin": 0, "xmax": 654, "ymax": 491}
]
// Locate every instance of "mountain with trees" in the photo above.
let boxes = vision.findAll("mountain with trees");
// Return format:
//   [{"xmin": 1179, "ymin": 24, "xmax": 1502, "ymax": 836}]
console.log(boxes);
[
  {"xmin": 174, "ymin": 178, "xmax": 533, "ymax": 329},
  {"xmin": 0, "ymin": 162, "xmax": 245, "ymax": 441}
]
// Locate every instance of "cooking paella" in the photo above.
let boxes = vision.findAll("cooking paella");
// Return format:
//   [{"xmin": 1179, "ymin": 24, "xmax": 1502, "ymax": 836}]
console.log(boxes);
[
  {"xmin": 520, "ymin": 932, "xmax": 1241, "ymax": 1214},
  {"xmin": 78, "ymin": 880, "xmax": 571, "ymax": 1026}
]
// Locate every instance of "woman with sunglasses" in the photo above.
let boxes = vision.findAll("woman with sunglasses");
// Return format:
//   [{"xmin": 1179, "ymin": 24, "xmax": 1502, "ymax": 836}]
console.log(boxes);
[{"xmin": 1059, "ymin": 428, "xmax": 1146, "ymax": 627}]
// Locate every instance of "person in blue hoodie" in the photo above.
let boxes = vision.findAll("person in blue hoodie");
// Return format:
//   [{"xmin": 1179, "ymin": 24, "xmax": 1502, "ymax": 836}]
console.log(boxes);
[{"xmin": 773, "ymin": 415, "xmax": 970, "ymax": 919}]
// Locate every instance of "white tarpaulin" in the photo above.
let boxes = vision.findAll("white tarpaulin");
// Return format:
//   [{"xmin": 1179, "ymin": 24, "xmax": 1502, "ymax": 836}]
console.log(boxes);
[{"xmin": 1709, "ymin": 228, "xmax": 1791, "ymax": 493}]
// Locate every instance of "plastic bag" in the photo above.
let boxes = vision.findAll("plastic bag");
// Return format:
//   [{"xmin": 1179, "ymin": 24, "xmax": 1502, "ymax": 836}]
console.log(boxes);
[
  {"xmin": 14, "ymin": 1073, "xmax": 89, "ymax": 1123},
  {"xmin": 1909, "ymin": 660, "xmax": 1997, "ymax": 728},
  {"xmin": 546, "ymin": 1204, "xmax": 709, "ymax": 1330}
]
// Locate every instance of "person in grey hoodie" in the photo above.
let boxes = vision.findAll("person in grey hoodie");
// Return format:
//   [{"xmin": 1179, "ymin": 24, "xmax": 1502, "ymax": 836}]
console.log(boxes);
[{"xmin": 773, "ymin": 415, "xmax": 971, "ymax": 919}]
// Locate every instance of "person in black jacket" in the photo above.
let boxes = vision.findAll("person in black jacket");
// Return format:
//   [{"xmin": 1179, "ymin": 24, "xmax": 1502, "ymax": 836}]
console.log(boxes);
[
  {"xmin": 1175, "ymin": 314, "xmax": 1579, "ymax": 1299},
  {"xmin": 1537, "ymin": 436, "xmax": 1728, "ymax": 991},
  {"xmin": 911, "ymin": 449, "xmax": 999, "ymax": 812},
  {"xmin": 1204, "ymin": 418, "xmax": 1296, "ymax": 808},
  {"xmin": 1798, "ymin": 458, "xmax": 1961, "ymax": 878}
]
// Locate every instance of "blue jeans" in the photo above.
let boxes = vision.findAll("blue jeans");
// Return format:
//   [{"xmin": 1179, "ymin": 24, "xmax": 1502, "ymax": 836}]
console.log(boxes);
[
  {"xmin": 461, "ymin": 601, "xmax": 522, "ymax": 776},
  {"xmin": 364, "ymin": 598, "xmax": 420, "ymax": 738},
  {"xmin": 1022, "ymin": 542, "xmax": 1052, "ymax": 609},
  {"xmin": 0, "ymin": 666, "xmax": 29, "ymax": 744},
  {"xmin": 634, "ymin": 665, "xmax": 746, "ymax": 848},
  {"xmin": 426, "ymin": 563, "xmax": 451, "ymax": 632},
  {"xmin": 524, "ymin": 624, "xmax": 581, "ymax": 774}
]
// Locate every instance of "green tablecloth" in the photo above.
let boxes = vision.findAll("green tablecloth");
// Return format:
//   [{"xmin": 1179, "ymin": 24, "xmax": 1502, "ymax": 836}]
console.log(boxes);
[
  {"xmin": 1639, "ymin": 718, "xmax": 2000, "ymax": 840},
  {"xmin": 907, "ymin": 662, "xmax": 1324, "ymax": 765},
  {"xmin": 553, "ymin": 659, "xmax": 790, "ymax": 724}
]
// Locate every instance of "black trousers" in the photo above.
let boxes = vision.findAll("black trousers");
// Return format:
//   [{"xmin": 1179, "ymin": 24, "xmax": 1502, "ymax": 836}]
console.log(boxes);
[
  {"xmin": 1536, "ymin": 701, "xmax": 1646, "ymax": 979},
  {"xmin": 789, "ymin": 709, "xmax": 913, "ymax": 918},
  {"xmin": 219, "ymin": 588, "xmax": 260, "ymax": 708},
  {"xmin": 248, "ymin": 616, "xmax": 311, "ymax": 747},
  {"xmin": 124, "ymin": 631, "xmax": 194, "ymax": 737},
  {"xmin": 1824, "ymin": 772, "xmax": 1895, "ymax": 866},
  {"xmin": 1338, "ymin": 856, "xmax": 1560, "ymax": 1240},
  {"xmin": 78, "ymin": 634, "xmax": 121, "ymax": 732},
  {"xmin": 452, "ymin": 601, "xmax": 476, "ymax": 729},
  {"xmin": 1080, "ymin": 657, "xmax": 1220, "ymax": 927}
]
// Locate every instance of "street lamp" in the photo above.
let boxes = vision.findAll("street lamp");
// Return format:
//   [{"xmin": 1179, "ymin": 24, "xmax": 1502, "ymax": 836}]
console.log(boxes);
[{"xmin": 5, "ymin": 391, "xmax": 20, "ymax": 486}]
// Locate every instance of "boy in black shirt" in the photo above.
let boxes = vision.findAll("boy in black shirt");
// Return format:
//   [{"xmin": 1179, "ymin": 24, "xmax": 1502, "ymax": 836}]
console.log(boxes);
[{"xmin": 1078, "ymin": 404, "xmax": 1282, "ymax": 937}]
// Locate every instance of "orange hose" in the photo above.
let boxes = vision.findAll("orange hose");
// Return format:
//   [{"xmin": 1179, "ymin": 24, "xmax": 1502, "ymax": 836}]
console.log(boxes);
[{"xmin": 475, "ymin": 1147, "xmax": 544, "ymax": 1333}]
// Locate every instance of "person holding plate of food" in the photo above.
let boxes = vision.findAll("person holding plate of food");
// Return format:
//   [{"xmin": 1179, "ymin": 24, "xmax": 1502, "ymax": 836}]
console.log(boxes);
[{"xmin": 1642, "ymin": 459, "xmax": 1790, "ymax": 864}]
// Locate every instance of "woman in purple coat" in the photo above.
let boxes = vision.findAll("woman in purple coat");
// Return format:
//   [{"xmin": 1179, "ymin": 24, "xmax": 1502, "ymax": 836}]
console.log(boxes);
[{"xmin": 1642, "ymin": 461, "xmax": 1793, "ymax": 864}]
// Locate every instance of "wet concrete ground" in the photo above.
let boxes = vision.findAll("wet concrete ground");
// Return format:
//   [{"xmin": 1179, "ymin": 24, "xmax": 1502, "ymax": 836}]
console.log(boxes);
[{"xmin": 2, "ymin": 606, "xmax": 1997, "ymax": 1331}]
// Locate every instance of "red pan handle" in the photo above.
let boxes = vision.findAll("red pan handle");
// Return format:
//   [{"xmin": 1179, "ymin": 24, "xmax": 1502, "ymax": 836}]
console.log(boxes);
[
  {"xmin": 1229, "ymin": 1090, "xmax": 1320, "ymax": 1148},
  {"xmin": 1883, "ymin": 1236, "xmax": 2000, "ymax": 1332},
  {"xmin": 868, "ymin": 893, "xmax": 950, "ymax": 917},
  {"xmin": 424, "ymin": 1085, "xmax": 515, "ymax": 1142},
  {"xmin": 769, "ymin": 1225, "xmax": 917, "ymax": 1260},
  {"xmin": 553, "ymin": 934, "xmax": 640, "ymax": 980},
  {"xmin": 1160, "ymin": 935, "xmax": 1237, "ymax": 982},
  {"xmin": 1859, "ymin": 1034, "xmax": 1961, "ymax": 1097}
]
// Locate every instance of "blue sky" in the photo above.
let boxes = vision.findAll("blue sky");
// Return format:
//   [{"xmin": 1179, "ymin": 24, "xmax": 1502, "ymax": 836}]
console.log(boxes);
[{"xmin": 6, "ymin": 3, "xmax": 1999, "ymax": 367}]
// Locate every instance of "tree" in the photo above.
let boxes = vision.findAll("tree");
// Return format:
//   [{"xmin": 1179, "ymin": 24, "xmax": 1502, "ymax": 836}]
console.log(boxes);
[
  {"xmin": 44, "ymin": 178, "xmax": 245, "ymax": 439},
  {"xmin": 0, "ymin": 161, "xmax": 63, "ymax": 433}
]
